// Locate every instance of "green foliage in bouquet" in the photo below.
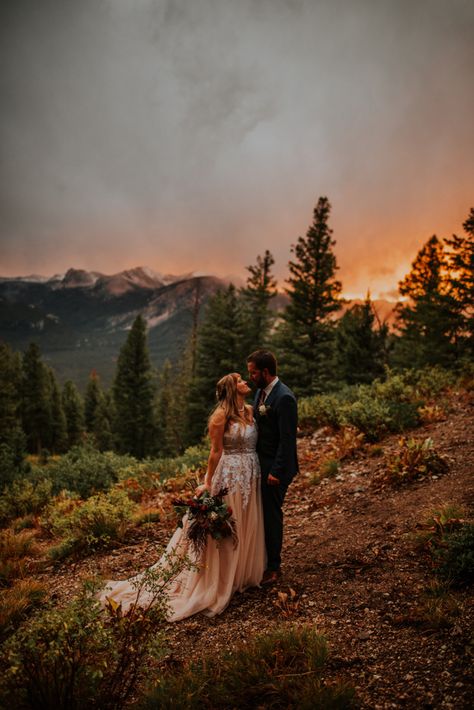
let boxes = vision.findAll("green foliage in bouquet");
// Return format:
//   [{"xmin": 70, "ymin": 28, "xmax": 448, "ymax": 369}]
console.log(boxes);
[
  {"xmin": 172, "ymin": 488, "xmax": 237, "ymax": 555},
  {"xmin": 143, "ymin": 625, "xmax": 355, "ymax": 709},
  {"xmin": 46, "ymin": 488, "xmax": 136, "ymax": 560}
]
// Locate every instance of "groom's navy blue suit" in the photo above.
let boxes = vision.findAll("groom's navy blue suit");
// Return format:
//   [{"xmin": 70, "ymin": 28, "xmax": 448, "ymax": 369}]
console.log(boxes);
[{"xmin": 253, "ymin": 380, "xmax": 298, "ymax": 572}]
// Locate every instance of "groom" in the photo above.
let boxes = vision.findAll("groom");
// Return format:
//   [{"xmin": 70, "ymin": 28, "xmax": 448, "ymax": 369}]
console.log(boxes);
[{"xmin": 247, "ymin": 350, "xmax": 298, "ymax": 585}]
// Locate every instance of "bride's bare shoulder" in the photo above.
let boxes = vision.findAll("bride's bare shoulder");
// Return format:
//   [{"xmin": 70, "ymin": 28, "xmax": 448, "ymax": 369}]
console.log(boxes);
[{"xmin": 209, "ymin": 408, "xmax": 226, "ymax": 427}]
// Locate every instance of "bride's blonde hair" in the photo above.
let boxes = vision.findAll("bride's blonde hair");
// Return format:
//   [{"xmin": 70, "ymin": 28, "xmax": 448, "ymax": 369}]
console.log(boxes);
[{"xmin": 209, "ymin": 373, "xmax": 247, "ymax": 430}]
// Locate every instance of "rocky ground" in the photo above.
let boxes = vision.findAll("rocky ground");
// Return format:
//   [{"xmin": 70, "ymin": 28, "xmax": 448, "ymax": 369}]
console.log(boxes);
[{"xmin": 38, "ymin": 392, "xmax": 474, "ymax": 708}]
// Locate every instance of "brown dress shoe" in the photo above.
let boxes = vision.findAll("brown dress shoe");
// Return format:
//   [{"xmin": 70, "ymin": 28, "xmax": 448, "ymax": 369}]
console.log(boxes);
[{"xmin": 261, "ymin": 569, "xmax": 281, "ymax": 586}]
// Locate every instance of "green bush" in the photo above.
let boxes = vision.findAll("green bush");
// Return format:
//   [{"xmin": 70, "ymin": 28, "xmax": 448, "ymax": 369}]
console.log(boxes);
[
  {"xmin": 339, "ymin": 394, "xmax": 392, "ymax": 441},
  {"xmin": 46, "ymin": 489, "xmax": 136, "ymax": 560},
  {"xmin": 46, "ymin": 446, "xmax": 133, "ymax": 498},
  {"xmin": 407, "ymin": 366, "xmax": 456, "ymax": 400},
  {"xmin": 0, "ymin": 442, "xmax": 31, "ymax": 489},
  {"xmin": 298, "ymin": 393, "xmax": 344, "ymax": 428},
  {"xmin": 143, "ymin": 625, "xmax": 355, "ymax": 709},
  {"xmin": 0, "ymin": 560, "xmax": 193, "ymax": 710},
  {"xmin": 433, "ymin": 524, "xmax": 474, "ymax": 587},
  {"xmin": 0, "ymin": 477, "xmax": 53, "ymax": 528},
  {"xmin": 298, "ymin": 371, "xmax": 422, "ymax": 441}
]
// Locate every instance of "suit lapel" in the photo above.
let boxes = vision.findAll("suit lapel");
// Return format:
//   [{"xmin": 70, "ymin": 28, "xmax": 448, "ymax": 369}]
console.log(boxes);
[{"xmin": 263, "ymin": 380, "xmax": 281, "ymax": 410}]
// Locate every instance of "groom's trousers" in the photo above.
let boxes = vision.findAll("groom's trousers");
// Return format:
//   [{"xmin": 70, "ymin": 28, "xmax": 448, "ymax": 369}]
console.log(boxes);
[{"xmin": 261, "ymin": 480, "xmax": 288, "ymax": 572}]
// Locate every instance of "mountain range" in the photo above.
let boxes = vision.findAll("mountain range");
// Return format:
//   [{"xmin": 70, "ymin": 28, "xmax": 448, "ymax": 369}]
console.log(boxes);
[
  {"xmin": 0, "ymin": 267, "xmax": 398, "ymax": 390},
  {"xmin": 0, "ymin": 267, "xmax": 229, "ymax": 388}
]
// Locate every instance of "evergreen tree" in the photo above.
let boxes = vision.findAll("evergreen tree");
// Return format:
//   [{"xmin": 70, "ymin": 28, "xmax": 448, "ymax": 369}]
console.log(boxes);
[
  {"xmin": 394, "ymin": 235, "xmax": 461, "ymax": 368},
  {"xmin": 113, "ymin": 315, "xmax": 156, "ymax": 458},
  {"xmin": 0, "ymin": 342, "xmax": 26, "ymax": 482},
  {"xmin": 240, "ymin": 250, "xmax": 277, "ymax": 353},
  {"xmin": 62, "ymin": 380, "xmax": 85, "ymax": 449},
  {"xmin": 154, "ymin": 360, "xmax": 181, "ymax": 457},
  {"xmin": 445, "ymin": 207, "xmax": 474, "ymax": 355},
  {"xmin": 84, "ymin": 371, "xmax": 102, "ymax": 433},
  {"xmin": 21, "ymin": 343, "xmax": 52, "ymax": 454},
  {"xmin": 48, "ymin": 369, "xmax": 68, "ymax": 454},
  {"xmin": 93, "ymin": 391, "xmax": 114, "ymax": 452},
  {"xmin": 336, "ymin": 295, "xmax": 388, "ymax": 384},
  {"xmin": 276, "ymin": 196, "xmax": 342, "ymax": 395},
  {"xmin": 187, "ymin": 285, "xmax": 245, "ymax": 443}
]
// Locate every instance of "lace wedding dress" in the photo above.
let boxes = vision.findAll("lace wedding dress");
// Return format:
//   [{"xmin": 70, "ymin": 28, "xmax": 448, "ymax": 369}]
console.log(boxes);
[{"xmin": 99, "ymin": 421, "xmax": 265, "ymax": 621}]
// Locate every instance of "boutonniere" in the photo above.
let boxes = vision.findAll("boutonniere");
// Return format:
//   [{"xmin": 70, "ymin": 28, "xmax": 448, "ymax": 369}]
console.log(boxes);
[{"xmin": 258, "ymin": 404, "xmax": 271, "ymax": 416}]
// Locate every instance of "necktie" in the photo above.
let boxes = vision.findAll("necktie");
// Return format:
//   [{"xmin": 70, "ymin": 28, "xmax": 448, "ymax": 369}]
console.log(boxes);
[{"xmin": 259, "ymin": 389, "xmax": 267, "ymax": 405}]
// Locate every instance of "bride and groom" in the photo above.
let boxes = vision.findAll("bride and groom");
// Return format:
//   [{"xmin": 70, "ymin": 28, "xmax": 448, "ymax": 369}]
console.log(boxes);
[{"xmin": 100, "ymin": 350, "xmax": 298, "ymax": 621}]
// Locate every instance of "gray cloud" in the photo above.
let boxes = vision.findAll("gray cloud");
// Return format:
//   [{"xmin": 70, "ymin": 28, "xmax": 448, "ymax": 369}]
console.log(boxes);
[{"xmin": 1, "ymin": 0, "xmax": 473, "ymax": 293}]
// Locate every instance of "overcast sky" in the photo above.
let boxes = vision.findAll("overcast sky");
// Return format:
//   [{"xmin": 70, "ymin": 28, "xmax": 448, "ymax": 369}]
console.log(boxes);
[{"xmin": 1, "ymin": 0, "xmax": 473, "ymax": 297}]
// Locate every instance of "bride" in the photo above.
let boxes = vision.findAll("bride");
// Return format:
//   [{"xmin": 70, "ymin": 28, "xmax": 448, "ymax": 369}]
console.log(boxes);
[{"xmin": 99, "ymin": 373, "xmax": 265, "ymax": 620}]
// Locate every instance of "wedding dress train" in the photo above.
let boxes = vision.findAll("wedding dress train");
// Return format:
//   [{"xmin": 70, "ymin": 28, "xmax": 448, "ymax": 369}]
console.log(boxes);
[{"xmin": 99, "ymin": 421, "xmax": 265, "ymax": 621}]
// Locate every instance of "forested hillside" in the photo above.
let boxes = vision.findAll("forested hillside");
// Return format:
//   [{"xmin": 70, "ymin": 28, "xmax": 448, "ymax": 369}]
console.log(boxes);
[{"xmin": 0, "ymin": 199, "xmax": 473, "ymax": 708}]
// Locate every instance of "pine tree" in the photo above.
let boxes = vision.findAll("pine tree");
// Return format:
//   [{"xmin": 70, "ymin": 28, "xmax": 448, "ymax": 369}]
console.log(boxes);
[
  {"xmin": 0, "ymin": 342, "xmax": 26, "ymax": 482},
  {"xmin": 21, "ymin": 343, "xmax": 52, "ymax": 454},
  {"xmin": 276, "ymin": 196, "xmax": 342, "ymax": 395},
  {"xmin": 84, "ymin": 371, "xmax": 102, "ymax": 433},
  {"xmin": 62, "ymin": 380, "xmax": 85, "ymax": 449},
  {"xmin": 113, "ymin": 315, "xmax": 156, "ymax": 458},
  {"xmin": 187, "ymin": 285, "xmax": 245, "ymax": 443},
  {"xmin": 394, "ymin": 235, "xmax": 461, "ymax": 368},
  {"xmin": 48, "ymin": 369, "xmax": 68, "ymax": 454},
  {"xmin": 240, "ymin": 250, "xmax": 277, "ymax": 353},
  {"xmin": 93, "ymin": 391, "xmax": 114, "ymax": 452},
  {"xmin": 154, "ymin": 360, "xmax": 181, "ymax": 457},
  {"xmin": 445, "ymin": 207, "xmax": 474, "ymax": 355},
  {"xmin": 336, "ymin": 295, "xmax": 388, "ymax": 384}
]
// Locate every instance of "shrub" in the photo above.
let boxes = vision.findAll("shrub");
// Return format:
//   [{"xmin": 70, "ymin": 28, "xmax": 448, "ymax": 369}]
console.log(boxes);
[
  {"xmin": 311, "ymin": 457, "xmax": 340, "ymax": 484},
  {"xmin": 340, "ymin": 394, "xmax": 392, "ymax": 441},
  {"xmin": 385, "ymin": 437, "xmax": 448, "ymax": 486},
  {"xmin": 433, "ymin": 524, "xmax": 474, "ymax": 587},
  {"xmin": 0, "ymin": 580, "xmax": 46, "ymax": 638},
  {"xmin": 143, "ymin": 625, "xmax": 355, "ymax": 709},
  {"xmin": 0, "ymin": 477, "xmax": 53, "ymax": 528},
  {"xmin": 0, "ymin": 557, "xmax": 193, "ymax": 710},
  {"xmin": 47, "ymin": 446, "xmax": 126, "ymax": 498},
  {"xmin": 0, "ymin": 531, "xmax": 37, "ymax": 587},
  {"xmin": 46, "ymin": 489, "xmax": 136, "ymax": 560},
  {"xmin": 298, "ymin": 393, "xmax": 344, "ymax": 428},
  {"xmin": 408, "ymin": 366, "xmax": 456, "ymax": 400}
]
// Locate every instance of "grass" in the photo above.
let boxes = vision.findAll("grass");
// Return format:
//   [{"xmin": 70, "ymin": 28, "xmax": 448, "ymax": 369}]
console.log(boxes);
[
  {"xmin": 0, "ymin": 579, "xmax": 46, "ymax": 637},
  {"xmin": 142, "ymin": 625, "xmax": 355, "ymax": 709}
]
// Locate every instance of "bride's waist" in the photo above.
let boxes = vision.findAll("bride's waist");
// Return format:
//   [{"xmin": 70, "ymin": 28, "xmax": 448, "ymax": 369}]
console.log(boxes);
[{"xmin": 222, "ymin": 449, "xmax": 258, "ymax": 457}]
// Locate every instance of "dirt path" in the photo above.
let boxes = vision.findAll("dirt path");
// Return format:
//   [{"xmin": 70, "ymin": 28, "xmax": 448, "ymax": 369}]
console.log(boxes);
[{"xmin": 38, "ymin": 394, "xmax": 474, "ymax": 708}]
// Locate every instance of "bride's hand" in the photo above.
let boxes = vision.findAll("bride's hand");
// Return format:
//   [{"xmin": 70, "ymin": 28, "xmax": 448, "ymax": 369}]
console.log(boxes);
[{"xmin": 195, "ymin": 482, "xmax": 210, "ymax": 497}]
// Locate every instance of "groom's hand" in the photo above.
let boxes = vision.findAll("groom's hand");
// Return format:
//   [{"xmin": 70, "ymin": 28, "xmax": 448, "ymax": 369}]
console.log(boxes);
[{"xmin": 267, "ymin": 473, "xmax": 280, "ymax": 486}]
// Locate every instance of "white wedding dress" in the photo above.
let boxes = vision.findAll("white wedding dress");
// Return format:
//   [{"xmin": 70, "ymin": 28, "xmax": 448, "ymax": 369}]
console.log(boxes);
[{"xmin": 99, "ymin": 421, "xmax": 266, "ymax": 621}]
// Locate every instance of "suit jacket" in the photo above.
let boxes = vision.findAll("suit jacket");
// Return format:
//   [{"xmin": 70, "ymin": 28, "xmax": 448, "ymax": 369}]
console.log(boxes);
[{"xmin": 253, "ymin": 379, "xmax": 299, "ymax": 487}]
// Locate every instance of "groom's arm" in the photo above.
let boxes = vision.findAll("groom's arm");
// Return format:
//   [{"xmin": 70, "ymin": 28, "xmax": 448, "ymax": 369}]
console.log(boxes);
[{"xmin": 270, "ymin": 394, "xmax": 298, "ymax": 484}]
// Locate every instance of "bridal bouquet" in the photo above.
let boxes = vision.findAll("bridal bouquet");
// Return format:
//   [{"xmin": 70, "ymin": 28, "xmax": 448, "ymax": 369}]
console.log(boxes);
[{"xmin": 171, "ymin": 488, "xmax": 237, "ymax": 555}]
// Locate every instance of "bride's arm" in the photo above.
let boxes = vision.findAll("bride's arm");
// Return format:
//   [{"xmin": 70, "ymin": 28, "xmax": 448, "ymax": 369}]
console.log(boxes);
[{"xmin": 195, "ymin": 411, "xmax": 225, "ymax": 496}]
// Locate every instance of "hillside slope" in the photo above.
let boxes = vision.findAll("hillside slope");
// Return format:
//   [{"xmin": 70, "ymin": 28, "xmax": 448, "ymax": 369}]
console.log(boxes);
[{"xmin": 37, "ymin": 392, "xmax": 474, "ymax": 708}]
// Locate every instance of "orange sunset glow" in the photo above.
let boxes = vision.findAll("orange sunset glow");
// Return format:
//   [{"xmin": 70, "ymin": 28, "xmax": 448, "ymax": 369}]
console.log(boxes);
[{"xmin": 1, "ymin": 2, "xmax": 472, "ymax": 299}]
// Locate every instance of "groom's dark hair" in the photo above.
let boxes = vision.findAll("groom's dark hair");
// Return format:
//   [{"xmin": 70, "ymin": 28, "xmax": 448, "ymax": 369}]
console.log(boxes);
[{"xmin": 246, "ymin": 350, "xmax": 277, "ymax": 376}]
